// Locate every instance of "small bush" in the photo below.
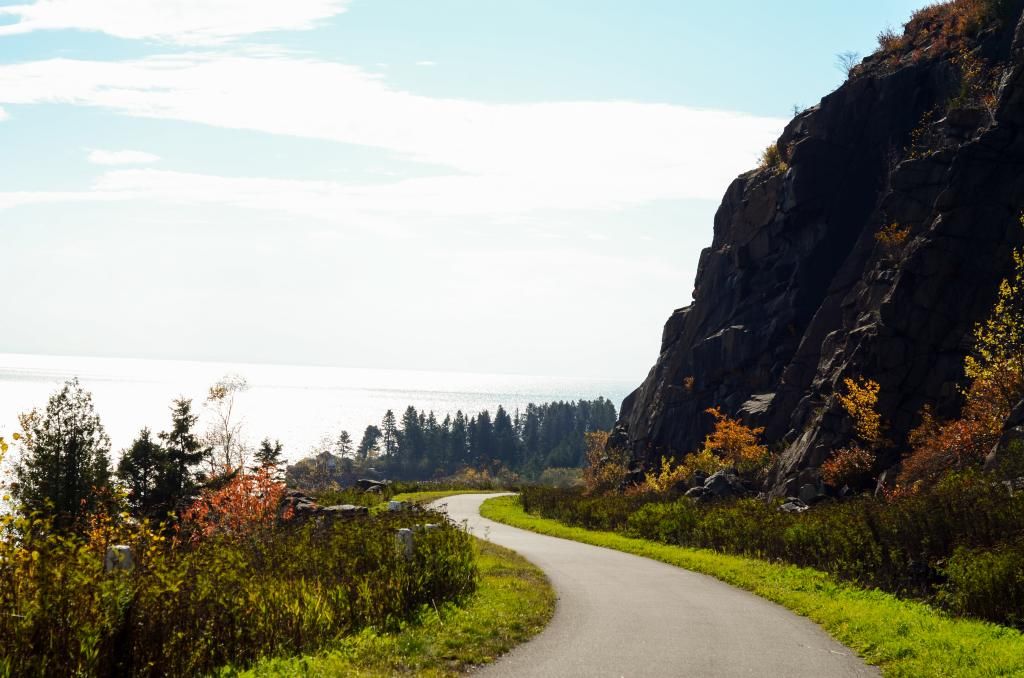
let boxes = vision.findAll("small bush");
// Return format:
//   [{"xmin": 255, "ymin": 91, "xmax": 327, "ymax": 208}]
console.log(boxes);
[
  {"xmin": 535, "ymin": 466, "xmax": 583, "ymax": 488},
  {"xmin": 758, "ymin": 143, "xmax": 788, "ymax": 173},
  {"xmin": 877, "ymin": 25, "xmax": 905, "ymax": 52},
  {"xmin": 821, "ymin": 445, "xmax": 875, "ymax": 488},
  {"xmin": 940, "ymin": 540, "xmax": 1024, "ymax": 628},
  {"xmin": 581, "ymin": 431, "xmax": 631, "ymax": 495},
  {"xmin": 875, "ymin": 222, "xmax": 912, "ymax": 251}
]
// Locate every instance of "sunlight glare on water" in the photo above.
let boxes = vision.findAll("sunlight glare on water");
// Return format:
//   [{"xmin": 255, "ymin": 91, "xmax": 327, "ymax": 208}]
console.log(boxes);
[{"xmin": 0, "ymin": 353, "xmax": 633, "ymax": 463}]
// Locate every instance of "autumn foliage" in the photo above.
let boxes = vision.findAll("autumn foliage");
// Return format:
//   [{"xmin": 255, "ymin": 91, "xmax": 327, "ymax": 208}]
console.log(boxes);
[
  {"xmin": 898, "ymin": 233, "xmax": 1024, "ymax": 488},
  {"xmin": 821, "ymin": 446, "xmax": 875, "ymax": 488},
  {"xmin": 178, "ymin": 467, "xmax": 289, "ymax": 544},
  {"xmin": 581, "ymin": 431, "xmax": 631, "ymax": 495}
]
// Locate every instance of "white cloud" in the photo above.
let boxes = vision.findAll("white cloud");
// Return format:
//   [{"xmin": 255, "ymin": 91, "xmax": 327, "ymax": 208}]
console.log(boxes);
[
  {"xmin": 415, "ymin": 61, "xmax": 437, "ymax": 67},
  {"xmin": 0, "ymin": 0, "xmax": 349, "ymax": 45},
  {"xmin": 0, "ymin": 53, "xmax": 786, "ymax": 216},
  {"xmin": 87, "ymin": 149, "xmax": 160, "ymax": 165},
  {"xmin": 0, "ymin": 106, "xmax": 8, "ymax": 121}
]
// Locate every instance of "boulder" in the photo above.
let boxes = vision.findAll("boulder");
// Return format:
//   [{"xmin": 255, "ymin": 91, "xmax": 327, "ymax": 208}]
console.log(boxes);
[
  {"xmin": 281, "ymin": 490, "xmax": 368, "ymax": 522},
  {"xmin": 779, "ymin": 499, "xmax": 810, "ymax": 514},
  {"xmin": 320, "ymin": 504, "xmax": 369, "ymax": 518},
  {"xmin": 356, "ymin": 479, "xmax": 389, "ymax": 493},
  {"xmin": 704, "ymin": 470, "xmax": 747, "ymax": 499}
]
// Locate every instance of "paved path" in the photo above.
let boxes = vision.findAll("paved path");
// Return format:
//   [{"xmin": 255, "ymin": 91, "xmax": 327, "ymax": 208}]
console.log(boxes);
[{"xmin": 431, "ymin": 493, "xmax": 879, "ymax": 678}]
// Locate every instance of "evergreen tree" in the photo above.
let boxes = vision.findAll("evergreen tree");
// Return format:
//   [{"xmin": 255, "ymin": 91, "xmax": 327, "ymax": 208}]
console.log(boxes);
[
  {"xmin": 336, "ymin": 430, "xmax": 354, "ymax": 457},
  {"xmin": 493, "ymin": 405, "xmax": 518, "ymax": 468},
  {"xmin": 14, "ymin": 378, "xmax": 112, "ymax": 528},
  {"xmin": 254, "ymin": 437, "xmax": 285, "ymax": 469},
  {"xmin": 117, "ymin": 427, "xmax": 164, "ymax": 515},
  {"xmin": 357, "ymin": 425, "xmax": 382, "ymax": 460},
  {"xmin": 399, "ymin": 405, "xmax": 425, "ymax": 466},
  {"xmin": 450, "ymin": 411, "xmax": 468, "ymax": 471},
  {"xmin": 381, "ymin": 410, "xmax": 399, "ymax": 458},
  {"xmin": 157, "ymin": 398, "xmax": 207, "ymax": 512}
]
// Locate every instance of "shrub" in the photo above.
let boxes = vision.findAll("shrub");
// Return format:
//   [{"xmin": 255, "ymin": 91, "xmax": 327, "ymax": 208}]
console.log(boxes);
[
  {"xmin": 875, "ymin": 222, "xmax": 911, "ymax": 251},
  {"xmin": 838, "ymin": 377, "xmax": 884, "ymax": 449},
  {"xmin": 702, "ymin": 407, "xmax": 770, "ymax": 474},
  {"xmin": 900, "ymin": 233, "xmax": 1024, "ymax": 488},
  {"xmin": 639, "ymin": 455, "xmax": 692, "ymax": 495},
  {"xmin": 535, "ymin": 466, "xmax": 583, "ymax": 488},
  {"xmin": 522, "ymin": 471, "xmax": 1024, "ymax": 628},
  {"xmin": 758, "ymin": 143, "xmax": 788, "ymax": 173},
  {"xmin": 940, "ymin": 539, "xmax": 1024, "ymax": 628},
  {"xmin": 0, "ymin": 508, "xmax": 476, "ymax": 676},
  {"xmin": 177, "ymin": 467, "xmax": 287, "ymax": 545},
  {"xmin": 877, "ymin": 25, "xmax": 904, "ymax": 52},
  {"xmin": 821, "ymin": 445, "xmax": 875, "ymax": 488},
  {"xmin": 581, "ymin": 431, "xmax": 631, "ymax": 495}
]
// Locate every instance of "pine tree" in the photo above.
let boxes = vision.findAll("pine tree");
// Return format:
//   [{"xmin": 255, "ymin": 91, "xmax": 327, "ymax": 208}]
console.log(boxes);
[
  {"xmin": 117, "ymin": 427, "xmax": 165, "ymax": 515},
  {"xmin": 336, "ymin": 430, "xmax": 354, "ymax": 457},
  {"xmin": 157, "ymin": 398, "xmax": 207, "ymax": 512},
  {"xmin": 14, "ymin": 378, "xmax": 112, "ymax": 528},
  {"xmin": 358, "ymin": 425, "xmax": 382, "ymax": 460}
]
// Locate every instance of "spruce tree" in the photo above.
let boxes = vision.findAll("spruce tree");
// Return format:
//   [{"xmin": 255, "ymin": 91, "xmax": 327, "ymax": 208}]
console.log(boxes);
[
  {"xmin": 156, "ymin": 398, "xmax": 207, "ymax": 512},
  {"xmin": 117, "ymin": 427, "xmax": 165, "ymax": 515},
  {"xmin": 381, "ymin": 410, "xmax": 399, "ymax": 458},
  {"xmin": 14, "ymin": 378, "xmax": 112, "ymax": 528}
]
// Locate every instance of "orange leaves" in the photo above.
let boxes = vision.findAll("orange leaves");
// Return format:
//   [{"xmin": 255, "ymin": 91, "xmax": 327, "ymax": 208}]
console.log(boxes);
[
  {"xmin": 178, "ymin": 467, "xmax": 287, "ymax": 545},
  {"xmin": 821, "ymin": 446, "xmax": 874, "ymax": 488},
  {"xmin": 702, "ymin": 407, "xmax": 769, "ymax": 474},
  {"xmin": 638, "ymin": 408, "xmax": 772, "ymax": 496},
  {"xmin": 875, "ymin": 223, "xmax": 911, "ymax": 250}
]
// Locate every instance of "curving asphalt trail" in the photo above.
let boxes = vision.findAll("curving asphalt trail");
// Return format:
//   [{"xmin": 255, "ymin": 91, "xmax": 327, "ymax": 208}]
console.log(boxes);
[{"xmin": 431, "ymin": 493, "xmax": 879, "ymax": 678}]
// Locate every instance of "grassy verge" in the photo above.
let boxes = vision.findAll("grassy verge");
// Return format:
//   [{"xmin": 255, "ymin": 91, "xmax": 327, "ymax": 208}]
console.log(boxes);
[
  {"xmin": 481, "ymin": 495, "xmax": 1024, "ymax": 678},
  {"xmin": 366, "ymin": 490, "xmax": 504, "ymax": 516},
  {"xmin": 241, "ymin": 537, "xmax": 554, "ymax": 677}
]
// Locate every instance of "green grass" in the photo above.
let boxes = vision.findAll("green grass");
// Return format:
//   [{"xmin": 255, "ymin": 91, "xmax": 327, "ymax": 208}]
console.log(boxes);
[
  {"xmin": 481, "ymin": 495, "xmax": 1024, "ymax": 678},
  {"xmin": 366, "ymin": 490, "xmax": 503, "ymax": 516},
  {"xmin": 240, "ymin": 537, "xmax": 554, "ymax": 677},
  {"xmin": 392, "ymin": 490, "xmax": 504, "ymax": 506}
]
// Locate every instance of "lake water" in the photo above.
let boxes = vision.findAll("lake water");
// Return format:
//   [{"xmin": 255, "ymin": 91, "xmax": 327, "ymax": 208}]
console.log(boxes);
[{"xmin": 0, "ymin": 353, "xmax": 634, "ymax": 464}]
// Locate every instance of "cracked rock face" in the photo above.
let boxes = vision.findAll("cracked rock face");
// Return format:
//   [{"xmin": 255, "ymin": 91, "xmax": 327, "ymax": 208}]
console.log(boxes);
[{"xmin": 614, "ymin": 6, "xmax": 1024, "ymax": 494}]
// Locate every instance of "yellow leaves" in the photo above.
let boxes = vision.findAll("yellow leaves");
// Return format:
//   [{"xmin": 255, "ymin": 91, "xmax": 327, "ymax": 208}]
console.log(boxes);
[
  {"xmin": 639, "ymin": 455, "xmax": 693, "ymax": 495},
  {"xmin": 581, "ymin": 431, "xmax": 631, "ymax": 496},
  {"xmin": 838, "ymin": 377, "xmax": 884, "ymax": 449}
]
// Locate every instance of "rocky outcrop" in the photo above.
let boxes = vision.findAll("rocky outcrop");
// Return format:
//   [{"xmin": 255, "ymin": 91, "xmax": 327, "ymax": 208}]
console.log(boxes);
[
  {"xmin": 614, "ymin": 4, "xmax": 1024, "ymax": 494},
  {"xmin": 281, "ymin": 490, "xmax": 369, "ymax": 521}
]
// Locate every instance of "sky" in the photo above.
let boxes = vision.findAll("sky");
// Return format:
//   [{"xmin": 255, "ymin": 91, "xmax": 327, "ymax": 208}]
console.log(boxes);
[{"xmin": 0, "ymin": 0, "xmax": 924, "ymax": 381}]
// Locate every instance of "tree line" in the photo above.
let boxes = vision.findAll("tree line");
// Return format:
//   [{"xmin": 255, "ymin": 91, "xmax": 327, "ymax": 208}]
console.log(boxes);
[
  {"xmin": 7, "ymin": 375, "xmax": 617, "ymax": 526},
  {"xmin": 286, "ymin": 398, "xmax": 617, "ymax": 486}
]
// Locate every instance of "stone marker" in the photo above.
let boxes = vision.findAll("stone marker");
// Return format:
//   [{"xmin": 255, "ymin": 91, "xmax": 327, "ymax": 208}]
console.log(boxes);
[
  {"xmin": 396, "ymin": 528, "xmax": 414, "ymax": 558},
  {"xmin": 105, "ymin": 545, "xmax": 134, "ymax": 572}
]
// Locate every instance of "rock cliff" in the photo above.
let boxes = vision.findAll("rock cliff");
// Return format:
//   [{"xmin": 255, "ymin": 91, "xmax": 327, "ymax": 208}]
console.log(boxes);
[{"xmin": 613, "ymin": 1, "xmax": 1024, "ymax": 494}]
